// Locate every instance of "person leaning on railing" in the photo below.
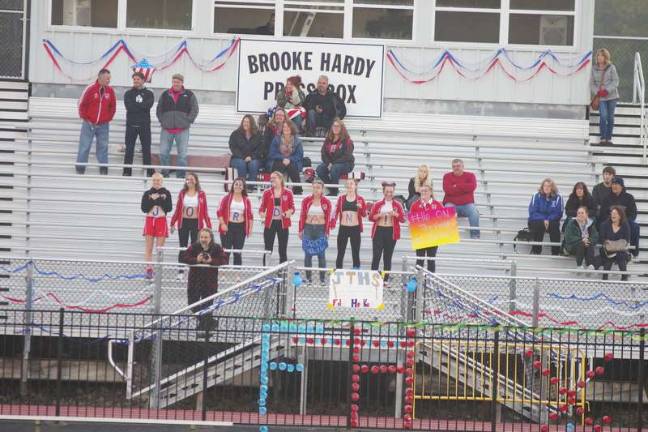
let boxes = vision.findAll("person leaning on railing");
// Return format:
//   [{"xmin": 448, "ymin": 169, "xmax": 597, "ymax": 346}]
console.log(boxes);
[
  {"xmin": 599, "ymin": 205, "xmax": 631, "ymax": 281},
  {"xmin": 180, "ymin": 228, "xmax": 228, "ymax": 331},
  {"xmin": 527, "ymin": 178, "xmax": 563, "ymax": 256},
  {"xmin": 563, "ymin": 206, "xmax": 599, "ymax": 270}
]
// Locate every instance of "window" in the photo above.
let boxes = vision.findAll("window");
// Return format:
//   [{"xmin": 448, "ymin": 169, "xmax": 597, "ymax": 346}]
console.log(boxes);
[
  {"xmin": 127, "ymin": 0, "xmax": 193, "ymax": 30},
  {"xmin": 214, "ymin": 1, "xmax": 275, "ymax": 35},
  {"xmin": 0, "ymin": 0, "xmax": 24, "ymax": 10},
  {"xmin": 509, "ymin": 0, "xmax": 575, "ymax": 45},
  {"xmin": 283, "ymin": 0, "xmax": 344, "ymax": 39},
  {"xmin": 352, "ymin": 0, "xmax": 414, "ymax": 40},
  {"xmin": 51, "ymin": 0, "xmax": 118, "ymax": 28},
  {"xmin": 435, "ymin": 0, "xmax": 501, "ymax": 43}
]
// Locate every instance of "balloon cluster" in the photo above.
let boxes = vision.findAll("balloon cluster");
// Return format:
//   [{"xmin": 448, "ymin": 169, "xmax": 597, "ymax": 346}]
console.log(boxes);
[
  {"xmin": 402, "ymin": 327, "xmax": 417, "ymax": 430},
  {"xmin": 350, "ymin": 327, "xmax": 362, "ymax": 428},
  {"xmin": 258, "ymin": 329, "xmax": 271, "ymax": 421}
]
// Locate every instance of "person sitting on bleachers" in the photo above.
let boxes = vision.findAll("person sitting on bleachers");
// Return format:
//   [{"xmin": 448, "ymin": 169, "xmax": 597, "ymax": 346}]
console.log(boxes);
[
  {"xmin": 316, "ymin": 118, "xmax": 354, "ymax": 196},
  {"xmin": 599, "ymin": 205, "xmax": 630, "ymax": 281},
  {"xmin": 407, "ymin": 164, "xmax": 433, "ymax": 210},
  {"xmin": 592, "ymin": 166, "xmax": 616, "ymax": 216},
  {"xmin": 563, "ymin": 181, "xmax": 596, "ymax": 231},
  {"xmin": 442, "ymin": 159, "xmax": 480, "ymax": 239},
  {"xmin": 229, "ymin": 114, "xmax": 263, "ymax": 187},
  {"xmin": 275, "ymin": 75, "xmax": 306, "ymax": 131},
  {"xmin": 527, "ymin": 178, "xmax": 563, "ymax": 256},
  {"xmin": 563, "ymin": 206, "xmax": 599, "ymax": 270},
  {"xmin": 269, "ymin": 120, "xmax": 304, "ymax": 194},
  {"xmin": 598, "ymin": 176, "xmax": 640, "ymax": 258},
  {"xmin": 304, "ymin": 75, "xmax": 346, "ymax": 137},
  {"xmin": 262, "ymin": 108, "xmax": 286, "ymax": 172}
]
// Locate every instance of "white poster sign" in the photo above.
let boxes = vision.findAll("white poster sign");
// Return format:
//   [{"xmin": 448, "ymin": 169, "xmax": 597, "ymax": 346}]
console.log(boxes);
[
  {"xmin": 328, "ymin": 270, "xmax": 384, "ymax": 309},
  {"xmin": 237, "ymin": 39, "xmax": 384, "ymax": 118}
]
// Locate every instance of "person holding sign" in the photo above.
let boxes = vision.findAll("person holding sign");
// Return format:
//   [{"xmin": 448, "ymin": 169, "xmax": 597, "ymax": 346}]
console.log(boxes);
[
  {"xmin": 260, "ymin": 171, "xmax": 295, "ymax": 265},
  {"xmin": 316, "ymin": 119, "xmax": 355, "ymax": 196},
  {"xmin": 409, "ymin": 184, "xmax": 445, "ymax": 273},
  {"xmin": 299, "ymin": 180, "xmax": 332, "ymax": 283},
  {"xmin": 141, "ymin": 173, "xmax": 173, "ymax": 279},
  {"xmin": 269, "ymin": 120, "xmax": 304, "ymax": 195},
  {"xmin": 218, "ymin": 177, "xmax": 254, "ymax": 266},
  {"xmin": 332, "ymin": 178, "xmax": 367, "ymax": 269},
  {"xmin": 369, "ymin": 182, "xmax": 406, "ymax": 281},
  {"xmin": 170, "ymin": 172, "xmax": 212, "ymax": 280}
]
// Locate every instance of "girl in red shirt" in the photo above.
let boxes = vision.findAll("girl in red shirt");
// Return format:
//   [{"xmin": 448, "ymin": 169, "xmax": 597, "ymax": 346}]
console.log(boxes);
[
  {"xmin": 259, "ymin": 171, "xmax": 295, "ymax": 265},
  {"xmin": 331, "ymin": 178, "xmax": 367, "ymax": 269},
  {"xmin": 217, "ymin": 177, "xmax": 254, "ymax": 266},
  {"xmin": 409, "ymin": 184, "xmax": 444, "ymax": 273},
  {"xmin": 299, "ymin": 179, "xmax": 332, "ymax": 282},
  {"xmin": 369, "ymin": 182, "xmax": 406, "ymax": 280}
]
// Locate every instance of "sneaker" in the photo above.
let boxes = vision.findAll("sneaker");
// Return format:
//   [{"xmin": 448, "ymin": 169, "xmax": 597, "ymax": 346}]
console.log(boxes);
[
  {"xmin": 587, "ymin": 264, "xmax": 595, "ymax": 270},
  {"xmin": 145, "ymin": 266, "xmax": 154, "ymax": 280}
]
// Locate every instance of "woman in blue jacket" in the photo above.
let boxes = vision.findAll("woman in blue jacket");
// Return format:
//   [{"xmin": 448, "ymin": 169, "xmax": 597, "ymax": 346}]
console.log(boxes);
[
  {"xmin": 269, "ymin": 119, "xmax": 304, "ymax": 194},
  {"xmin": 528, "ymin": 178, "xmax": 563, "ymax": 255}
]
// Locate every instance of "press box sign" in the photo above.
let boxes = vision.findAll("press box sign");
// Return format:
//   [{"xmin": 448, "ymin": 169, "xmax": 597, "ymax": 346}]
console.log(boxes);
[{"xmin": 237, "ymin": 39, "xmax": 384, "ymax": 118}]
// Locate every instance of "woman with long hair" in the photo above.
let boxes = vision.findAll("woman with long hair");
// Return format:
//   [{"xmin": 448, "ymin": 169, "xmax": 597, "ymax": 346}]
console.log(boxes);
[
  {"xmin": 407, "ymin": 164, "xmax": 433, "ymax": 210},
  {"xmin": 276, "ymin": 75, "xmax": 306, "ymax": 130},
  {"xmin": 600, "ymin": 205, "xmax": 631, "ymax": 281},
  {"xmin": 263, "ymin": 108, "xmax": 286, "ymax": 171},
  {"xmin": 563, "ymin": 206, "xmax": 599, "ymax": 269},
  {"xmin": 259, "ymin": 171, "xmax": 295, "ymax": 265},
  {"xmin": 331, "ymin": 178, "xmax": 367, "ymax": 269},
  {"xmin": 170, "ymin": 172, "xmax": 212, "ymax": 279},
  {"xmin": 316, "ymin": 118, "xmax": 354, "ymax": 196},
  {"xmin": 141, "ymin": 173, "xmax": 173, "ymax": 278},
  {"xmin": 269, "ymin": 119, "xmax": 304, "ymax": 194},
  {"xmin": 564, "ymin": 181, "xmax": 596, "ymax": 230},
  {"xmin": 591, "ymin": 48, "xmax": 620, "ymax": 145},
  {"xmin": 299, "ymin": 179, "xmax": 332, "ymax": 283},
  {"xmin": 218, "ymin": 177, "xmax": 254, "ymax": 266},
  {"xmin": 527, "ymin": 178, "xmax": 563, "ymax": 255},
  {"xmin": 410, "ymin": 183, "xmax": 443, "ymax": 273},
  {"xmin": 229, "ymin": 114, "xmax": 263, "ymax": 185},
  {"xmin": 369, "ymin": 181, "xmax": 406, "ymax": 280}
]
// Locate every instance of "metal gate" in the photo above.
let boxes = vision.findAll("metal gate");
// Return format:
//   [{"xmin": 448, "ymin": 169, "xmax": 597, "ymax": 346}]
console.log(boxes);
[{"xmin": 0, "ymin": 0, "xmax": 27, "ymax": 79}]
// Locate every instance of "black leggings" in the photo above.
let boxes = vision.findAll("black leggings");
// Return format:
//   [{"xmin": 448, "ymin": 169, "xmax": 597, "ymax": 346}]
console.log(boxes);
[
  {"xmin": 372, "ymin": 226, "xmax": 397, "ymax": 279},
  {"xmin": 178, "ymin": 219, "xmax": 198, "ymax": 263},
  {"xmin": 416, "ymin": 246, "xmax": 439, "ymax": 273},
  {"xmin": 336, "ymin": 225, "xmax": 361, "ymax": 269},
  {"xmin": 220, "ymin": 222, "xmax": 246, "ymax": 266},
  {"xmin": 528, "ymin": 220, "xmax": 561, "ymax": 255},
  {"xmin": 602, "ymin": 251, "xmax": 629, "ymax": 281},
  {"xmin": 263, "ymin": 220, "xmax": 289, "ymax": 265}
]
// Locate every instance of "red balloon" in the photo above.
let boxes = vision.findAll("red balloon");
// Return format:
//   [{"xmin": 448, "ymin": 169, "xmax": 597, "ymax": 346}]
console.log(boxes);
[
  {"xmin": 559, "ymin": 404, "xmax": 569, "ymax": 413},
  {"xmin": 595, "ymin": 366, "xmax": 605, "ymax": 376},
  {"xmin": 524, "ymin": 349, "xmax": 534, "ymax": 358},
  {"xmin": 403, "ymin": 414, "xmax": 412, "ymax": 422},
  {"xmin": 352, "ymin": 383, "xmax": 360, "ymax": 392},
  {"xmin": 405, "ymin": 395, "xmax": 414, "ymax": 404},
  {"xmin": 403, "ymin": 420, "xmax": 413, "ymax": 430},
  {"xmin": 584, "ymin": 417, "xmax": 594, "ymax": 425},
  {"xmin": 548, "ymin": 412, "xmax": 560, "ymax": 421},
  {"xmin": 593, "ymin": 425, "xmax": 602, "ymax": 432},
  {"xmin": 334, "ymin": 338, "xmax": 341, "ymax": 345},
  {"xmin": 360, "ymin": 340, "xmax": 367, "ymax": 346},
  {"xmin": 550, "ymin": 377, "xmax": 559, "ymax": 385},
  {"xmin": 602, "ymin": 415, "xmax": 612, "ymax": 424},
  {"xmin": 354, "ymin": 337, "xmax": 362, "ymax": 346},
  {"xmin": 361, "ymin": 365, "xmax": 369, "ymax": 374},
  {"xmin": 406, "ymin": 351, "xmax": 415, "ymax": 358},
  {"xmin": 533, "ymin": 360, "xmax": 542, "ymax": 369},
  {"xmin": 292, "ymin": 336, "xmax": 299, "ymax": 343},
  {"xmin": 352, "ymin": 354, "xmax": 360, "ymax": 363},
  {"xmin": 405, "ymin": 368, "xmax": 414, "ymax": 377},
  {"xmin": 387, "ymin": 340, "xmax": 395, "ymax": 348},
  {"xmin": 405, "ymin": 388, "xmax": 414, "ymax": 397},
  {"xmin": 372, "ymin": 340, "xmax": 380, "ymax": 347},
  {"xmin": 353, "ymin": 346, "xmax": 360, "ymax": 354},
  {"xmin": 380, "ymin": 365, "xmax": 388, "ymax": 374},
  {"xmin": 388, "ymin": 365, "xmax": 397, "ymax": 374},
  {"xmin": 351, "ymin": 411, "xmax": 359, "ymax": 421},
  {"xmin": 351, "ymin": 392, "xmax": 360, "ymax": 401},
  {"xmin": 405, "ymin": 377, "xmax": 414, "ymax": 386},
  {"xmin": 406, "ymin": 358, "xmax": 415, "ymax": 367},
  {"xmin": 352, "ymin": 374, "xmax": 360, "ymax": 383},
  {"xmin": 400, "ymin": 341, "xmax": 408, "ymax": 348},
  {"xmin": 559, "ymin": 387, "xmax": 568, "ymax": 395},
  {"xmin": 353, "ymin": 328, "xmax": 361, "ymax": 336},
  {"xmin": 320, "ymin": 337, "xmax": 327, "ymax": 345},
  {"xmin": 352, "ymin": 364, "xmax": 361, "ymax": 373},
  {"xmin": 371, "ymin": 365, "xmax": 380, "ymax": 374},
  {"xmin": 345, "ymin": 339, "xmax": 352, "ymax": 347},
  {"xmin": 408, "ymin": 340, "xmax": 415, "ymax": 347},
  {"xmin": 586, "ymin": 370, "xmax": 596, "ymax": 379},
  {"xmin": 306, "ymin": 337, "xmax": 314, "ymax": 344},
  {"xmin": 406, "ymin": 328, "xmax": 416, "ymax": 338},
  {"xmin": 576, "ymin": 380, "xmax": 586, "ymax": 388},
  {"xmin": 397, "ymin": 366, "xmax": 405, "ymax": 374},
  {"xmin": 540, "ymin": 424, "xmax": 549, "ymax": 432},
  {"xmin": 351, "ymin": 403, "xmax": 359, "ymax": 412},
  {"xmin": 567, "ymin": 390, "xmax": 576, "ymax": 398},
  {"xmin": 542, "ymin": 369, "xmax": 551, "ymax": 376},
  {"xmin": 567, "ymin": 397, "xmax": 577, "ymax": 406},
  {"xmin": 351, "ymin": 419, "xmax": 359, "ymax": 428},
  {"xmin": 576, "ymin": 407, "xmax": 585, "ymax": 415},
  {"xmin": 404, "ymin": 404, "xmax": 413, "ymax": 414},
  {"xmin": 604, "ymin": 352, "xmax": 615, "ymax": 362}
]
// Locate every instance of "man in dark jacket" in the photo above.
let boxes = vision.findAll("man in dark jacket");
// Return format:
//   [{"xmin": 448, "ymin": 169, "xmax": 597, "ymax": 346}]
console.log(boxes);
[
  {"xmin": 180, "ymin": 228, "xmax": 228, "ymax": 331},
  {"xmin": 156, "ymin": 73, "xmax": 199, "ymax": 178},
  {"xmin": 304, "ymin": 75, "xmax": 346, "ymax": 136},
  {"xmin": 599, "ymin": 176, "xmax": 640, "ymax": 257},
  {"xmin": 592, "ymin": 166, "xmax": 615, "ymax": 214},
  {"xmin": 123, "ymin": 72, "xmax": 155, "ymax": 177}
]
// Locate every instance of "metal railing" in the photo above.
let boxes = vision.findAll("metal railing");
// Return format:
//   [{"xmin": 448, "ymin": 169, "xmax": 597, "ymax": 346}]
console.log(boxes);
[{"xmin": 633, "ymin": 52, "xmax": 648, "ymax": 163}]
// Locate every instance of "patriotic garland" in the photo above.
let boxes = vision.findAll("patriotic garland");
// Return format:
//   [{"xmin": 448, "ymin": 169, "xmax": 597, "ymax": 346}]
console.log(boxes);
[
  {"xmin": 42, "ymin": 37, "xmax": 241, "ymax": 82},
  {"xmin": 387, "ymin": 47, "xmax": 592, "ymax": 84}
]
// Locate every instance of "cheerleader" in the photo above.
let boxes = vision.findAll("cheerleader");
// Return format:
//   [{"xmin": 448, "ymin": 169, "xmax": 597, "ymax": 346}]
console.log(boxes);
[
  {"xmin": 141, "ymin": 173, "xmax": 173, "ymax": 278},
  {"xmin": 410, "ymin": 184, "xmax": 442, "ymax": 273},
  {"xmin": 370, "ymin": 181, "xmax": 406, "ymax": 281},
  {"xmin": 299, "ymin": 179, "xmax": 332, "ymax": 283},
  {"xmin": 259, "ymin": 171, "xmax": 295, "ymax": 265},
  {"xmin": 331, "ymin": 178, "xmax": 367, "ymax": 269},
  {"xmin": 170, "ymin": 172, "xmax": 211, "ymax": 279},
  {"xmin": 217, "ymin": 177, "xmax": 254, "ymax": 265}
]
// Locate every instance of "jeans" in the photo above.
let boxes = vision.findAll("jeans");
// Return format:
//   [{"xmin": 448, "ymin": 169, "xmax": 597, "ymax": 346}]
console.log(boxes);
[
  {"xmin": 160, "ymin": 128, "xmax": 190, "ymax": 178},
  {"xmin": 230, "ymin": 158, "xmax": 262, "ymax": 183},
  {"xmin": 76, "ymin": 121, "xmax": 109, "ymax": 173},
  {"xmin": 336, "ymin": 225, "xmax": 361, "ymax": 269},
  {"xmin": 307, "ymin": 109, "xmax": 333, "ymax": 131},
  {"xmin": 316, "ymin": 162, "xmax": 354, "ymax": 191},
  {"xmin": 445, "ymin": 203, "xmax": 480, "ymax": 239},
  {"xmin": 599, "ymin": 99, "xmax": 617, "ymax": 141},
  {"xmin": 220, "ymin": 222, "xmax": 246, "ymax": 265},
  {"xmin": 528, "ymin": 220, "xmax": 561, "ymax": 255},
  {"xmin": 124, "ymin": 124, "xmax": 153, "ymax": 176},
  {"xmin": 303, "ymin": 223, "xmax": 327, "ymax": 282},
  {"xmin": 371, "ymin": 226, "xmax": 397, "ymax": 281},
  {"xmin": 263, "ymin": 220, "xmax": 289, "ymax": 265}
]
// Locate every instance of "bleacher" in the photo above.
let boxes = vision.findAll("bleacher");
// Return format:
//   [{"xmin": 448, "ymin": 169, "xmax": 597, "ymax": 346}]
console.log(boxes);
[{"xmin": 3, "ymin": 95, "xmax": 646, "ymax": 280}]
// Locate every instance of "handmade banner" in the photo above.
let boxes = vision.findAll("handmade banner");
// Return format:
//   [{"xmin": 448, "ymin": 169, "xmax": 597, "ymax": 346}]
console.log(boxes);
[
  {"xmin": 328, "ymin": 270, "xmax": 384, "ymax": 309},
  {"xmin": 408, "ymin": 206, "xmax": 460, "ymax": 250},
  {"xmin": 237, "ymin": 39, "xmax": 384, "ymax": 117}
]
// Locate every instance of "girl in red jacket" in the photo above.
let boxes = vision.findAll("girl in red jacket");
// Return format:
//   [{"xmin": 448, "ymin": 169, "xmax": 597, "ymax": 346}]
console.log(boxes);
[
  {"xmin": 409, "ymin": 184, "xmax": 443, "ymax": 273},
  {"xmin": 370, "ymin": 182, "xmax": 406, "ymax": 280},
  {"xmin": 299, "ymin": 179, "xmax": 332, "ymax": 283},
  {"xmin": 259, "ymin": 171, "xmax": 295, "ymax": 265},
  {"xmin": 217, "ymin": 177, "xmax": 254, "ymax": 266},
  {"xmin": 170, "ymin": 172, "xmax": 212, "ymax": 278},
  {"xmin": 331, "ymin": 178, "xmax": 367, "ymax": 269}
]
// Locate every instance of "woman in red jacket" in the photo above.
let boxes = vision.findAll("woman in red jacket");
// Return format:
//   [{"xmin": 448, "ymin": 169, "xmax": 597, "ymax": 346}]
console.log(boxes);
[
  {"xmin": 370, "ymin": 182, "xmax": 406, "ymax": 280},
  {"xmin": 299, "ymin": 179, "xmax": 332, "ymax": 283},
  {"xmin": 331, "ymin": 178, "xmax": 367, "ymax": 269},
  {"xmin": 170, "ymin": 172, "xmax": 212, "ymax": 279},
  {"xmin": 260, "ymin": 171, "xmax": 295, "ymax": 265},
  {"xmin": 217, "ymin": 177, "xmax": 254, "ymax": 266},
  {"xmin": 409, "ymin": 184, "xmax": 443, "ymax": 273}
]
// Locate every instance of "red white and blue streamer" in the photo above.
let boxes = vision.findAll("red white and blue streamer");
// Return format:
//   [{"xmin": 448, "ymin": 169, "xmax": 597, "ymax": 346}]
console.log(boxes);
[{"xmin": 387, "ymin": 48, "xmax": 592, "ymax": 84}]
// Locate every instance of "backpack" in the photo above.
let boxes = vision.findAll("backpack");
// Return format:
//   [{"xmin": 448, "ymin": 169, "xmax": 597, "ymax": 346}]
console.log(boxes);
[{"xmin": 513, "ymin": 228, "xmax": 533, "ymax": 253}]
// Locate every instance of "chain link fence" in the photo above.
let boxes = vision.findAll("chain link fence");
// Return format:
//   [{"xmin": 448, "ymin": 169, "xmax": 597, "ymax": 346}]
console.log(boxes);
[{"xmin": 0, "ymin": 5, "xmax": 24, "ymax": 78}]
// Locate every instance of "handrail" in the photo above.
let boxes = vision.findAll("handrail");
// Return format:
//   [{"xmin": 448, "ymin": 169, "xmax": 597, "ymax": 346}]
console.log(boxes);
[{"xmin": 633, "ymin": 52, "xmax": 647, "ymax": 164}]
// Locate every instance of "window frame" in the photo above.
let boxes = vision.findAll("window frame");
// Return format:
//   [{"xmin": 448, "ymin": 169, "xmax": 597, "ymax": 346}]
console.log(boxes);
[
  {"xmin": 349, "ymin": 0, "xmax": 416, "ymax": 42},
  {"xmin": 211, "ymin": 0, "xmax": 278, "ymax": 38},
  {"xmin": 48, "ymin": 0, "xmax": 120, "ymax": 30},
  {"xmin": 124, "ymin": 0, "xmax": 196, "ymax": 34}
]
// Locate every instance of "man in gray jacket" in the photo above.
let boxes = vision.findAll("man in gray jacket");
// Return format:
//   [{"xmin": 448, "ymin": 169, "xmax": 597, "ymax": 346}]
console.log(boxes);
[{"xmin": 156, "ymin": 73, "xmax": 199, "ymax": 178}]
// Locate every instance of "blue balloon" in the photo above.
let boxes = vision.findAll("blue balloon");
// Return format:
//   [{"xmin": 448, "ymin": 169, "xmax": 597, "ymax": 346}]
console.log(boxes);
[
  {"xmin": 271, "ymin": 323, "xmax": 279, "ymax": 332},
  {"xmin": 280, "ymin": 322, "xmax": 288, "ymax": 331},
  {"xmin": 260, "ymin": 427, "xmax": 268, "ymax": 432},
  {"xmin": 298, "ymin": 324, "xmax": 306, "ymax": 334},
  {"xmin": 293, "ymin": 272, "xmax": 303, "ymax": 287},
  {"xmin": 259, "ymin": 406, "xmax": 267, "ymax": 416},
  {"xmin": 259, "ymin": 398, "xmax": 266, "ymax": 407},
  {"xmin": 296, "ymin": 363, "xmax": 304, "ymax": 372},
  {"xmin": 287, "ymin": 364, "xmax": 295, "ymax": 373},
  {"xmin": 278, "ymin": 362, "xmax": 287, "ymax": 371},
  {"xmin": 406, "ymin": 278, "xmax": 417, "ymax": 293},
  {"xmin": 269, "ymin": 362, "xmax": 277, "ymax": 370},
  {"xmin": 260, "ymin": 384, "xmax": 268, "ymax": 392},
  {"xmin": 262, "ymin": 324, "xmax": 270, "ymax": 332},
  {"xmin": 289, "ymin": 323, "xmax": 297, "ymax": 332},
  {"xmin": 261, "ymin": 376, "xmax": 268, "ymax": 385}
]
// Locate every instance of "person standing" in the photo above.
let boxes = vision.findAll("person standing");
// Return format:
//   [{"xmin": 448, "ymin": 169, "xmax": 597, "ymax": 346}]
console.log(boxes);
[
  {"xmin": 123, "ymin": 72, "xmax": 155, "ymax": 177},
  {"xmin": 229, "ymin": 115, "xmax": 263, "ymax": 186},
  {"xmin": 218, "ymin": 177, "xmax": 254, "ymax": 266},
  {"xmin": 76, "ymin": 69, "xmax": 116, "ymax": 175},
  {"xmin": 316, "ymin": 119, "xmax": 354, "ymax": 196},
  {"xmin": 299, "ymin": 180, "xmax": 332, "ymax": 283},
  {"xmin": 369, "ymin": 182, "xmax": 406, "ymax": 281},
  {"xmin": 591, "ymin": 48, "xmax": 620, "ymax": 145},
  {"xmin": 141, "ymin": 173, "xmax": 173, "ymax": 279},
  {"xmin": 156, "ymin": 73, "xmax": 199, "ymax": 178},
  {"xmin": 527, "ymin": 178, "xmax": 563, "ymax": 256},
  {"xmin": 410, "ymin": 184, "xmax": 443, "ymax": 273},
  {"xmin": 331, "ymin": 178, "xmax": 367, "ymax": 269},
  {"xmin": 442, "ymin": 159, "xmax": 480, "ymax": 239},
  {"xmin": 259, "ymin": 171, "xmax": 295, "ymax": 265}
]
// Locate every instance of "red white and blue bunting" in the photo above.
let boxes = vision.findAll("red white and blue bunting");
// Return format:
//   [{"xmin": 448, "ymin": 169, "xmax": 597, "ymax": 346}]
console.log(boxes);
[{"xmin": 387, "ymin": 48, "xmax": 592, "ymax": 84}]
